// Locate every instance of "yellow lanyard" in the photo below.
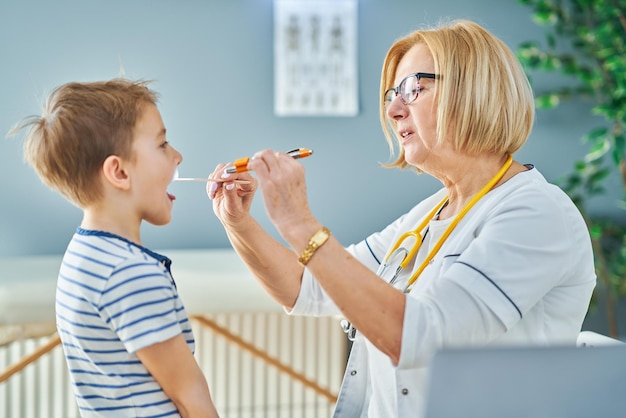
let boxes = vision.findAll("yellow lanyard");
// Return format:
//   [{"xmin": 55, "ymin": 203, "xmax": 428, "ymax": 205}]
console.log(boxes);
[{"xmin": 396, "ymin": 154, "xmax": 513, "ymax": 293}]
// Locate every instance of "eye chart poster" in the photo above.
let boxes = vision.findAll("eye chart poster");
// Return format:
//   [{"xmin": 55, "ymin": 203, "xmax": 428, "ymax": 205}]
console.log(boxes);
[{"xmin": 274, "ymin": 0, "xmax": 358, "ymax": 117}]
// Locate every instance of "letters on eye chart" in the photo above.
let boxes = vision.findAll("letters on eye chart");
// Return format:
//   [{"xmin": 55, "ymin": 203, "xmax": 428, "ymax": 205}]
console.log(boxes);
[{"xmin": 273, "ymin": 0, "xmax": 359, "ymax": 117}]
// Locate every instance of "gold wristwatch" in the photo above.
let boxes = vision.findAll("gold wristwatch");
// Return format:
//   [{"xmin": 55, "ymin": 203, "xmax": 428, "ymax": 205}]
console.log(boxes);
[{"xmin": 298, "ymin": 227, "xmax": 331, "ymax": 266}]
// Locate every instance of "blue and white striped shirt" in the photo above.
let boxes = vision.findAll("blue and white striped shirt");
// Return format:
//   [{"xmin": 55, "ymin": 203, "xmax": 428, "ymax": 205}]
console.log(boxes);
[{"xmin": 56, "ymin": 228, "xmax": 195, "ymax": 417}]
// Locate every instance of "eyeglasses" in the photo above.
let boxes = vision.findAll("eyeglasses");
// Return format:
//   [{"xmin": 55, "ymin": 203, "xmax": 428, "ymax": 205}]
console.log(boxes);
[{"xmin": 384, "ymin": 72, "xmax": 438, "ymax": 108}]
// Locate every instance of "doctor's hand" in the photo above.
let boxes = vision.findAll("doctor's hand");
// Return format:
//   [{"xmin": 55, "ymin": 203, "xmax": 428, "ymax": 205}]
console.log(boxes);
[
  {"xmin": 247, "ymin": 149, "xmax": 317, "ymax": 236},
  {"xmin": 207, "ymin": 163, "xmax": 257, "ymax": 229}
]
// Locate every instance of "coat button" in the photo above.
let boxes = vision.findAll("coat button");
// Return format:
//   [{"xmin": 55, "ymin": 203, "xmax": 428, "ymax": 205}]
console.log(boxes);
[
  {"xmin": 350, "ymin": 370, "xmax": 357, "ymax": 376},
  {"xmin": 401, "ymin": 388, "xmax": 409, "ymax": 395}
]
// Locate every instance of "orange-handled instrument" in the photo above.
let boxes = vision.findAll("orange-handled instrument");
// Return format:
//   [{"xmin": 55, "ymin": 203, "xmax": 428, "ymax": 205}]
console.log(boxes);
[{"xmin": 225, "ymin": 148, "xmax": 313, "ymax": 174}]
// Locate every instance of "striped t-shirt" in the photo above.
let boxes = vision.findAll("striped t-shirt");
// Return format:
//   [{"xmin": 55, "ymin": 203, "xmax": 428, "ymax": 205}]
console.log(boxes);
[{"xmin": 56, "ymin": 228, "xmax": 195, "ymax": 417}]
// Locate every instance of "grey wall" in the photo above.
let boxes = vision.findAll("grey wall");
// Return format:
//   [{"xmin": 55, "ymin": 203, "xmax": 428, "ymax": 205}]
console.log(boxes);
[{"xmin": 0, "ymin": 0, "xmax": 613, "ymax": 258}]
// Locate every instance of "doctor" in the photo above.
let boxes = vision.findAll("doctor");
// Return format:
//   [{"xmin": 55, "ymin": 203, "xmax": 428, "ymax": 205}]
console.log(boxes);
[{"xmin": 207, "ymin": 19, "xmax": 596, "ymax": 418}]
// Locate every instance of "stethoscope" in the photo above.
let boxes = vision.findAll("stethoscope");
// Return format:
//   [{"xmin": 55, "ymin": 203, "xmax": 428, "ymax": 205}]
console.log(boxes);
[{"xmin": 341, "ymin": 155, "xmax": 513, "ymax": 341}]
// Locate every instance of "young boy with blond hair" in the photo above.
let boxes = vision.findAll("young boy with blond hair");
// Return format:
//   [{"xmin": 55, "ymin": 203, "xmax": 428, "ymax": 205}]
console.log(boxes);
[{"xmin": 11, "ymin": 78, "xmax": 220, "ymax": 417}]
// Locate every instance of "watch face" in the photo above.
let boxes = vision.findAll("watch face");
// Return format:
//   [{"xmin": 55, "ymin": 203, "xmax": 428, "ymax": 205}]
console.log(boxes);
[
  {"xmin": 298, "ymin": 227, "xmax": 330, "ymax": 266},
  {"xmin": 313, "ymin": 229, "xmax": 330, "ymax": 246}
]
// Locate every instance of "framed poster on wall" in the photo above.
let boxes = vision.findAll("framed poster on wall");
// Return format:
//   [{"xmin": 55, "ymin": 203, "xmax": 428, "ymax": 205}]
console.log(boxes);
[{"xmin": 274, "ymin": 0, "xmax": 358, "ymax": 117}]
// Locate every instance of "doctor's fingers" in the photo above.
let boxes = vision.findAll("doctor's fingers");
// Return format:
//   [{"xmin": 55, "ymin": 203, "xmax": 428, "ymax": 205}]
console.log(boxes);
[
  {"xmin": 249, "ymin": 149, "xmax": 306, "ymax": 185},
  {"xmin": 206, "ymin": 163, "xmax": 228, "ymax": 199},
  {"xmin": 206, "ymin": 163, "xmax": 256, "ymax": 199},
  {"xmin": 257, "ymin": 167, "xmax": 311, "ymax": 221},
  {"xmin": 210, "ymin": 177, "xmax": 255, "ymax": 223},
  {"xmin": 247, "ymin": 149, "xmax": 280, "ymax": 177},
  {"xmin": 218, "ymin": 187, "xmax": 254, "ymax": 221}
]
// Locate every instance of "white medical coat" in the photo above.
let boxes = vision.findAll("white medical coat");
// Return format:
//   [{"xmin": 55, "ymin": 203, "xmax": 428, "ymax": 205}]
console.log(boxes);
[{"xmin": 289, "ymin": 168, "xmax": 596, "ymax": 417}]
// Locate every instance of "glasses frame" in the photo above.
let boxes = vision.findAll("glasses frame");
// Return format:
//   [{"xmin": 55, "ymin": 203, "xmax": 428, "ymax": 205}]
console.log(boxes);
[{"xmin": 384, "ymin": 72, "xmax": 438, "ymax": 107}]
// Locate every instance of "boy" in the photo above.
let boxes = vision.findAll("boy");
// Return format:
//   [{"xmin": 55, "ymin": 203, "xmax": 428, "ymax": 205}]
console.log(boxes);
[{"xmin": 11, "ymin": 78, "xmax": 220, "ymax": 417}]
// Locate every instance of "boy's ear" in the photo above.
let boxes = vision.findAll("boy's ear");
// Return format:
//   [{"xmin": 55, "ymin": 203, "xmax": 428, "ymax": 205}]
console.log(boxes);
[{"xmin": 102, "ymin": 155, "xmax": 131, "ymax": 190}]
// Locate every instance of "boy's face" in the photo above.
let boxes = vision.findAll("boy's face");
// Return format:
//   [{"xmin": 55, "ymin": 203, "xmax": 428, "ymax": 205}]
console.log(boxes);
[{"xmin": 128, "ymin": 103, "xmax": 182, "ymax": 226}]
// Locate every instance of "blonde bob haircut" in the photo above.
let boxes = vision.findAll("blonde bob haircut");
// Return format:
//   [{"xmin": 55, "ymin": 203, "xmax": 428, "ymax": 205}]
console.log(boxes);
[
  {"xmin": 11, "ymin": 79, "xmax": 158, "ymax": 208},
  {"xmin": 379, "ymin": 19, "xmax": 535, "ymax": 169}
]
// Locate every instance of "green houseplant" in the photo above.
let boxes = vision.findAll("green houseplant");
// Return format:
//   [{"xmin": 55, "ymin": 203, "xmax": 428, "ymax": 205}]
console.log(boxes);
[{"xmin": 516, "ymin": 0, "xmax": 626, "ymax": 337}]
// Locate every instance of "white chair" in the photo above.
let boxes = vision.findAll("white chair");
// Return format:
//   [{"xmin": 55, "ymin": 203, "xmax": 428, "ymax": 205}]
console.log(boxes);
[{"xmin": 577, "ymin": 330, "xmax": 625, "ymax": 347}]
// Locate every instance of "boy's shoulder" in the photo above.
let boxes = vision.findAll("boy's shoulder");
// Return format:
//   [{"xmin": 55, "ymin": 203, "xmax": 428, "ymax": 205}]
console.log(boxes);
[
  {"xmin": 64, "ymin": 228, "xmax": 171, "ymax": 275},
  {"xmin": 59, "ymin": 229, "xmax": 174, "ymax": 305}
]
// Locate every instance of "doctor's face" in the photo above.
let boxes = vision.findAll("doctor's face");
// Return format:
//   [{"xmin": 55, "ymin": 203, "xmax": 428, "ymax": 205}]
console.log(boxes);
[{"xmin": 385, "ymin": 44, "xmax": 445, "ymax": 171}]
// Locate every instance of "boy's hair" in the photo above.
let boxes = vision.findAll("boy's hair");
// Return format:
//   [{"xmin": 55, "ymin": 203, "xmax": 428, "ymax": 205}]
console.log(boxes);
[
  {"xmin": 379, "ymin": 19, "xmax": 535, "ymax": 169},
  {"xmin": 11, "ymin": 78, "xmax": 159, "ymax": 207}
]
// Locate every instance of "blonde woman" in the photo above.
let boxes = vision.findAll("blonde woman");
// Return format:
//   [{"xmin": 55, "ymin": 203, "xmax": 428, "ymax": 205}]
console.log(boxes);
[{"xmin": 209, "ymin": 20, "xmax": 595, "ymax": 418}]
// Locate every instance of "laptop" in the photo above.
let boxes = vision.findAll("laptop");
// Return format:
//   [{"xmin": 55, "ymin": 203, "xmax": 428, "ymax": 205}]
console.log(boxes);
[{"xmin": 424, "ymin": 344, "xmax": 626, "ymax": 418}]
